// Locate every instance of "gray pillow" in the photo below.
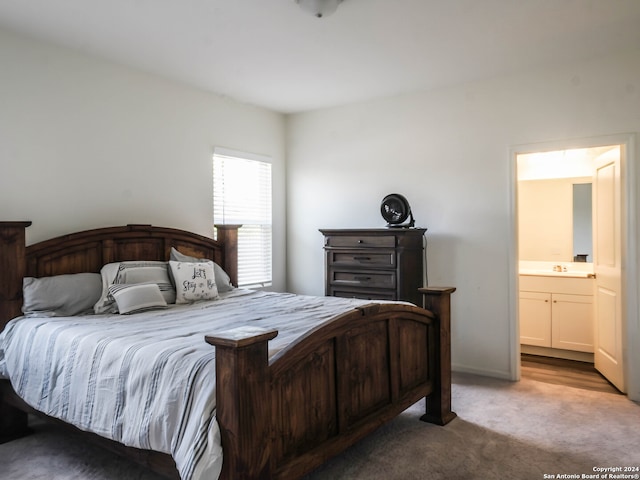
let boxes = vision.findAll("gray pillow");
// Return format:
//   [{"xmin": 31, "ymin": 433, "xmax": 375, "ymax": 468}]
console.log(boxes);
[
  {"xmin": 23, "ymin": 273, "xmax": 103, "ymax": 317},
  {"xmin": 169, "ymin": 247, "xmax": 234, "ymax": 292}
]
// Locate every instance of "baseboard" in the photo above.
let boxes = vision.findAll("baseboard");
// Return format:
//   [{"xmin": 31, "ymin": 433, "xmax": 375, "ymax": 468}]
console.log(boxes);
[{"xmin": 452, "ymin": 363, "xmax": 513, "ymax": 381}]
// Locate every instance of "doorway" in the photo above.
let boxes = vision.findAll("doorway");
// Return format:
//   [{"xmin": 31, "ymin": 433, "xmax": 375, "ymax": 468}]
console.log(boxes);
[
  {"xmin": 520, "ymin": 354, "xmax": 621, "ymax": 394},
  {"xmin": 510, "ymin": 134, "xmax": 638, "ymax": 398}
]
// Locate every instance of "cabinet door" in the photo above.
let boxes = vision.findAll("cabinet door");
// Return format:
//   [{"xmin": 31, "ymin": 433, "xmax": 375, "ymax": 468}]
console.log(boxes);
[
  {"xmin": 519, "ymin": 291, "xmax": 551, "ymax": 347},
  {"xmin": 551, "ymin": 293, "xmax": 594, "ymax": 352}
]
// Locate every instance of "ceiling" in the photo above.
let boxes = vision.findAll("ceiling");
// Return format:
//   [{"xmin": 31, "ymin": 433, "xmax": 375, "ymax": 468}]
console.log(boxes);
[
  {"xmin": 1, "ymin": 0, "xmax": 639, "ymax": 113},
  {"xmin": 518, "ymin": 145, "xmax": 617, "ymax": 181}
]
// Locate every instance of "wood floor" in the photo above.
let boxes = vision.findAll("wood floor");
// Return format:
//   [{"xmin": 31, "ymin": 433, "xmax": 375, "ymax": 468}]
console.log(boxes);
[{"xmin": 520, "ymin": 354, "xmax": 622, "ymax": 394}]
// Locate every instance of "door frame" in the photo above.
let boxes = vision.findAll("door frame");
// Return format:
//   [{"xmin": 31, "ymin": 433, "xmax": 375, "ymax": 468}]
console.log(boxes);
[{"xmin": 507, "ymin": 133, "xmax": 639, "ymax": 401}]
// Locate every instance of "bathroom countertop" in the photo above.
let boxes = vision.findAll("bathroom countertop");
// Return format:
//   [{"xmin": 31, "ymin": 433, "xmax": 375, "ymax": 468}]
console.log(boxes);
[{"xmin": 519, "ymin": 269, "xmax": 594, "ymax": 278}]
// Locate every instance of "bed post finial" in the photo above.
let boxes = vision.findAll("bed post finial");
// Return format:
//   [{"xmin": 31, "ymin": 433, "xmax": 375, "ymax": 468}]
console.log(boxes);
[{"xmin": 0, "ymin": 222, "xmax": 32, "ymax": 331}]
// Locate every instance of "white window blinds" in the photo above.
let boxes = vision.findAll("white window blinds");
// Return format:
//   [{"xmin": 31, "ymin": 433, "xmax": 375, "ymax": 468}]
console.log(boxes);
[{"xmin": 213, "ymin": 148, "xmax": 272, "ymax": 288}]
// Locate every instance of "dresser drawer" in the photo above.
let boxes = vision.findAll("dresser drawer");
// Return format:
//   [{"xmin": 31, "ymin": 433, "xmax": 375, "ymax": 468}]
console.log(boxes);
[
  {"xmin": 328, "ymin": 250, "xmax": 396, "ymax": 268},
  {"xmin": 330, "ymin": 287, "xmax": 396, "ymax": 301},
  {"xmin": 324, "ymin": 235, "xmax": 395, "ymax": 248},
  {"xmin": 328, "ymin": 269, "xmax": 396, "ymax": 289}
]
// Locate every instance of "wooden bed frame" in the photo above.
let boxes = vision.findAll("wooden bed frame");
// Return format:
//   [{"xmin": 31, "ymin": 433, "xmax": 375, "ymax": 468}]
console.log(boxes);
[{"xmin": 0, "ymin": 221, "xmax": 456, "ymax": 480}]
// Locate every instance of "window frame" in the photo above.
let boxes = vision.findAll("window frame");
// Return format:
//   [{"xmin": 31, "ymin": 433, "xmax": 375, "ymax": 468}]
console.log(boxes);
[{"xmin": 213, "ymin": 147, "xmax": 273, "ymax": 289}]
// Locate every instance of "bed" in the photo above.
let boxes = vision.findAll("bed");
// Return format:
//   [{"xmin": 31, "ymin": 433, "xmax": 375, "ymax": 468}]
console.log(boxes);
[{"xmin": 0, "ymin": 221, "xmax": 456, "ymax": 480}]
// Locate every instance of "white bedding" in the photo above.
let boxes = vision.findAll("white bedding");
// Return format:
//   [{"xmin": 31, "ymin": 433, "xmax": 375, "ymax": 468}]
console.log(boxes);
[{"xmin": 0, "ymin": 289, "xmax": 382, "ymax": 480}]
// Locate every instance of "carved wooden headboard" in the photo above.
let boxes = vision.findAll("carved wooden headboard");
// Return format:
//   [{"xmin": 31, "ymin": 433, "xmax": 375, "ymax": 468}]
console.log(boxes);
[{"xmin": 0, "ymin": 222, "xmax": 240, "ymax": 331}]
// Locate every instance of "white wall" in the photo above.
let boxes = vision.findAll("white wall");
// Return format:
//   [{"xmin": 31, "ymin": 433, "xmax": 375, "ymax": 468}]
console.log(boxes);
[
  {"xmin": 518, "ymin": 178, "xmax": 574, "ymax": 262},
  {"xmin": 0, "ymin": 27, "xmax": 287, "ymax": 291},
  {"xmin": 286, "ymin": 50, "xmax": 640, "ymax": 394}
]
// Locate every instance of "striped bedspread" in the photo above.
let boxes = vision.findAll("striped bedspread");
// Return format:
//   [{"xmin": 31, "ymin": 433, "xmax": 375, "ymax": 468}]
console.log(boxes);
[{"xmin": 0, "ymin": 289, "xmax": 380, "ymax": 480}]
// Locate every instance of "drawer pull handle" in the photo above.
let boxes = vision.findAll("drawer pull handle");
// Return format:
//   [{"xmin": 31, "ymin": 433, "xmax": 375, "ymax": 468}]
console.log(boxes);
[
  {"xmin": 353, "ymin": 256, "xmax": 371, "ymax": 261},
  {"xmin": 357, "ymin": 239, "xmax": 364, "ymax": 244},
  {"xmin": 354, "ymin": 276, "xmax": 372, "ymax": 282}
]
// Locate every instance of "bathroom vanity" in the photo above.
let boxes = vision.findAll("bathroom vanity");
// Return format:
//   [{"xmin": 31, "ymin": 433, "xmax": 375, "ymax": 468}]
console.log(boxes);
[{"xmin": 519, "ymin": 263, "xmax": 595, "ymax": 361}]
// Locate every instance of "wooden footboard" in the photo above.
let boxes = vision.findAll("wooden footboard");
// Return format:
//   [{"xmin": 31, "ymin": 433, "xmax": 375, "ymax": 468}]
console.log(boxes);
[{"xmin": 206, "ymin": 296, "xmax": 455, "ymax": 480}]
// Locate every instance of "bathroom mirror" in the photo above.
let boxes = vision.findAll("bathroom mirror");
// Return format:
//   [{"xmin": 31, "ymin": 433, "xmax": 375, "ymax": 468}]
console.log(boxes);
[
  {"xmin": 518, "ymin": 177, "xmax": 592, "ymax": 263},
  {"xmin": 572, "ymin": 183, "xmax": 592, "ymax": 262}
]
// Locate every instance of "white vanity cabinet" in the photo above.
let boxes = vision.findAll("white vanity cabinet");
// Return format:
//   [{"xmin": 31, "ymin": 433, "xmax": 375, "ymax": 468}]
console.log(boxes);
[
  {"xmin": 519, "ymin": 291, "xmax": 552, "ymax": 347},
  {"xmin": 550, "ymin": 293, "xmax": 593, "ymax": 352},
  {"xmin": 519, "ymin": 275, "xmax": 594, "ymax": 353}
]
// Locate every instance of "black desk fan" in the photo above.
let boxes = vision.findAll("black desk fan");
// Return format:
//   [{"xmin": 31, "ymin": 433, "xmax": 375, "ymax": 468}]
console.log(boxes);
[{"xmin": 380, "ymin": 193, "xmax": 415, "ymax": 228}]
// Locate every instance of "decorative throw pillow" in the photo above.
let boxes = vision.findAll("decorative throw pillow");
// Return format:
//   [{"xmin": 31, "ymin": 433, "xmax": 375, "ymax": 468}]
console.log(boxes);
[
  {"xmin": 170, "ymin": 247, "xmax": 234, "ymax": 292},
  {"xmin": 113, "ymin": 261, "xmax": 176, "ymax": 304},
  {"xmin": 93, "ymin": 263, "xmax": 122, "ymax": 314},
  {"xmin": 169, "ymin": 261, "xmax": 219, "ymax": 304},
  {"xmin": 108, "ymin": 283, "xmax": 168, "ymax": 314},
  {"xmin": 22, "ymin": 273, "xmax": 102, "ymax": 317}
]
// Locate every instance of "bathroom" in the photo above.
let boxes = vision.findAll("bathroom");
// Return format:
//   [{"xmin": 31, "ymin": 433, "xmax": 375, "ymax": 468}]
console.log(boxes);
[{"xmin": 516, "ymin": 144, "xmax": 625, "ymax": 392}]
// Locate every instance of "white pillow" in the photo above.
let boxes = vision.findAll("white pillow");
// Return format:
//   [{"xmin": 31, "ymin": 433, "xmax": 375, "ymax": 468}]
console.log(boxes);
[
  {"xmin": 114, "ymin": 261, "xmax": 176, "ymax": 304},
  {"xmin": 169, "ymin": 261, "xmax": 219, "ymax": 304},
  {"xmin": 169, "ymin": 247, "xmax": 234, "ymax": 292},
  {"xmin": 108, "ymin": 283, "xmax": 167, "ymax": 314},
  {"xmin": 93, "ymin": 262, "xmax": 121, "ymax": 314}
]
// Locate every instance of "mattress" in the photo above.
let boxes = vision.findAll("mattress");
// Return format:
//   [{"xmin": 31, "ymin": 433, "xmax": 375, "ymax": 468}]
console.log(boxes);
[{"xmin": 0, "ymin": 289, "xmax": 379, "ymax": 480}]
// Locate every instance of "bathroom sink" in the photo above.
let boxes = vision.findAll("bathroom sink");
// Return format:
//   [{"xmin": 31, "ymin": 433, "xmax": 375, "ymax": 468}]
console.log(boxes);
[{"xmin": 519, "ymin": 268, "xmax": 593, "ymax": 278}]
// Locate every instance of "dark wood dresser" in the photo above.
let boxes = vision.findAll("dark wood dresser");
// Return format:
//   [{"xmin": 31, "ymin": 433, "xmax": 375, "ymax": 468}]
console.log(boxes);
[{"xmin": 320, "ymin": 228, "xmax": 426, "ymax": 306}]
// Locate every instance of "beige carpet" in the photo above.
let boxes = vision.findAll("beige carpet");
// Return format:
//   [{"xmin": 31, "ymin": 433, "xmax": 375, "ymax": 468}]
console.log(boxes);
[{"xmin": 2, "ymin": 372, "xmax": 638, "ymax": 480}]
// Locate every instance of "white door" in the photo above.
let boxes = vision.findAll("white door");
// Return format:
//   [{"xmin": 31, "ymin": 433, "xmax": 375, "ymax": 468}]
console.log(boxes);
[{"xmin": 593, "ymin": 146, "xmax": 625, "ymax": 392}]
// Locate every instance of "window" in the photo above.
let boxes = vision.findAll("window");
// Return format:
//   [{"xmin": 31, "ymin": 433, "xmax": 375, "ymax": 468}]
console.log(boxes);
[{"xmin": 213, "ymin": 148, "xmax": 272, "ymax": 288}]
